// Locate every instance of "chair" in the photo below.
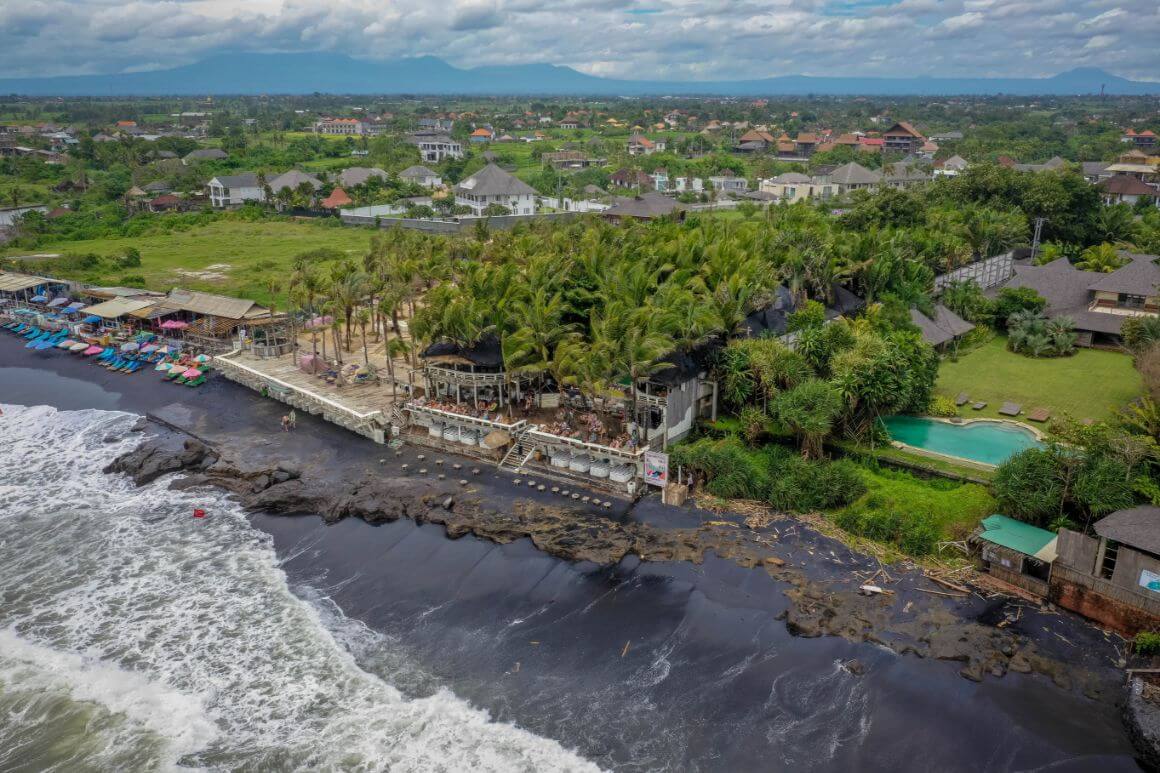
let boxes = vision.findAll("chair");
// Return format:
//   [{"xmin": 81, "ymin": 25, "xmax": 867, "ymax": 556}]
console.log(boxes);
[
  {"xmin": 998, "ymin": 402, "xmax": 1021, "ymax": 416},
  {"xmin": 971, "ymin": 402, "xmax": 987, "ymax": 410},
  {"xmin": 1026, "ymin": 408, "xmax": 1050, "ymax": 422},
  {"xmin": 954, "ymin": 392, "xmax": 970, "ymax": 407}
]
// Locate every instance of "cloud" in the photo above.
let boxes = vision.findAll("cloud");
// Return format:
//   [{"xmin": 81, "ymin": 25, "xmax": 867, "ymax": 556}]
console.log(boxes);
[{"xmin": 0, "ymin": 0, "xmax": 1157, "ymax": 80}]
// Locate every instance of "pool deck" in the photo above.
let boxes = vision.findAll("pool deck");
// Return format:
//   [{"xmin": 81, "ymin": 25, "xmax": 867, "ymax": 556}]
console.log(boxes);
[{"xmin": 885, "ymin": 415, "xmax": 1046, "ymax": 469}]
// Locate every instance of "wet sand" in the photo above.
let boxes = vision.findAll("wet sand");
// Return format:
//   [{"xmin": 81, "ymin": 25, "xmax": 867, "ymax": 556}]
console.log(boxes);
[{"xmin": 0, "ymin": 333, "xmax": 1145, "ymax": 771}]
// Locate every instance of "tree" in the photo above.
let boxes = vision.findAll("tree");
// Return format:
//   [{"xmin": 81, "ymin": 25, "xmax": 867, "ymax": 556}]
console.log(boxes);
[
  {"xmin": 1121, "ymin": 317, "xmax": 1160, "ymax": 354},
  {"xmin": 356, "ymin": 308, "xmax": 372, "ymax": 365},
  {"xmin": 772, "ymin": 379, "xmax": 843, "ymax": 459},
  {"xmin": 992, "ymin": 287, "xmax": 1046, "ymax": 328},
  {"xmin": 1076, "ymin": 243, "xmax": 1126, "ymax": 273}
]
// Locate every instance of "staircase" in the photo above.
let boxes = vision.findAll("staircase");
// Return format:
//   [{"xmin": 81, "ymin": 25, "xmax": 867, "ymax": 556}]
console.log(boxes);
[{"xmin": 498, "ymin": 438, "xmax": 536, "ymax": 473}]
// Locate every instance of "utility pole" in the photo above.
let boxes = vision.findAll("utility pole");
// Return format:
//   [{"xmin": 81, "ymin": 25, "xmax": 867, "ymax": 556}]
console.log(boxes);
[{"xmin": 1030, "ymin": 217, "xmax": 1046, "ymax": 263}]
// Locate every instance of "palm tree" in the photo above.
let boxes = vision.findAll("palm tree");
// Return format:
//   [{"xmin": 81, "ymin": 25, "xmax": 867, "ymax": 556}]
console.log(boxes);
[
  {"xmin": 356, "ymin": 308, "xmax": 372, "ymax": 365},
  {"xmin": 1076, "ymin": 243, "xmax": 1126, "ymax": 273},
  {"xmin": 503, "ymin": 288, "xmax": 578, "ymax": 392}
]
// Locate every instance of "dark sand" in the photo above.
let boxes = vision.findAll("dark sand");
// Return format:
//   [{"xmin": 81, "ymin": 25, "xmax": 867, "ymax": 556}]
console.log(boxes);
[{"xmin": 0, "ymin": 333, "xmax": 1145, "ymax": 771}]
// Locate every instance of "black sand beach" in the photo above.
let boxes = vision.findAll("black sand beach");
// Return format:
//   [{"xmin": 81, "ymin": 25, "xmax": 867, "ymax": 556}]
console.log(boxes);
[{"xmin": 0, "ymin": 333, "xmax": 1146, "ymax": 771}]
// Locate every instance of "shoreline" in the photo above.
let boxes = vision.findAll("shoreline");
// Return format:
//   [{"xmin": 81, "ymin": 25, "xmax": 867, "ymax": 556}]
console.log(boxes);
[{"xmin": 0, "ymin": 332, "xmax": 1148, "ymax": 769}]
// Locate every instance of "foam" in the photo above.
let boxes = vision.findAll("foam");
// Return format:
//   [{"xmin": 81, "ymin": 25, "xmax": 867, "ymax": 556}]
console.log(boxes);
[{"xmin": 0, "ymin": 404, "xmax": 602, "ymax": 772}]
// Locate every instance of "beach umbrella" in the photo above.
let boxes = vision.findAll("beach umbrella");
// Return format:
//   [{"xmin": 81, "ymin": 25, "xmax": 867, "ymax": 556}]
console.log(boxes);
[
  {"xmin": 82, "ymin": 315, "xmax": 101, "ymax": 324},
  {"xmin": 30, "ymin": 295, "xmax": 48, "ymax": 303},
  {"xmin": 304, "ymin": 315, "xmax": 334, "ymax": 330},
  {"xmin": 83, "ymin": 345, "xmax": 103, "ymax": 356},
  {"xmin": 168, "ymin": 364, "xmax": 187, "ymax": 374},
  {"xmin": 194, "ymin": 354, "xmax": 210, "ymax": 363},
  {"xmin": 56, "ymin": 339, "xmax": 76, "ymax": 349},
  {"xmin": 140, "ymin": 344, "xmax": 158, "ymax": 354},
  {"xmin": 182, "ymin": 368, "xmax": 202, "ymax": 378},
  {"xmin": 120, "ymin": 342, "xmax": 140, "ymax": 352},
  {"xmin": 160, "ymin": 320, "xmax": 189, "ymax": 330},
  {"xmin": 47, "ymin": 298, "xmax": 68, "ymax": 307},
  {"xmin": 70, "ymin": 342, "xmax": 89, "ymax": 352},
  {"xmin": 482, "ymin": 430, "xmax": 512, "ymax": 449}
]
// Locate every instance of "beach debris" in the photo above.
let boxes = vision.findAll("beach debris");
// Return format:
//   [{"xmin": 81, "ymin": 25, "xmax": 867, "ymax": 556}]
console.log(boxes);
[
  {"xmin": 903, "ymin": 601, "xmax": 914, "ymax": 613},
  {"xmin": 581, "ymin": 496, "xmax": 590, "ymax": 503},
  {"xmin": 401, "ymin": 464, "xmax": 409, "ymax": 472},
  {"xmin": 527, "ymin": 480, "xmax": 537, "ymax": 487},
  {"xmin": 764, "ymin": 556, "xmax": 785, "ymax": 567},
  {"xmin": 459, "ymin": 479, "xmax": 468, "ymax": 486},
  {"xmin": 926, "ymin": 574, "xmax": 972, "ymax": 595},
  {"xmin": 842, "ymin": 659, "xmax": 865, "ymax": 676},
  {"xmin": 395, "ymin": 451, "xmax": 402, "ymax": 457},
  {"xmin": 192, "ymin": 508, "xmax": 207, "ymax": 519},
  {"xmin": 436, "ymin": 458, "xmax": 444, "ymax": 466},
  {"xmin": 917, "ymin": 588, "xmax": 967, "ymax": 598},
  {"xmin": 417, "ymin": 454, "xmax": 426, "ymax": 461},
  {"xmin": 859, "ymin": 584, "xmax": 894, "ymax": 596},
  {"xmin": 453, "ymin": 463, "xmax": 461, "ymax": 470},
  {"xmin": 419, "ymin": 468, "xmax": 427, "ymax": 475},
  {"xmin": 561, "ymin": 490, "xmax": 570, "ymax": 497},
  {"xmin": 551, "ymin": 487, "xmax": 560, "ymax": 493},
  {"xmin": 621, "ymin": 640, "xmax": 631, "ymax": 658},
  {"xmin": 537, "ymin": 485, "xmax": 545, "ymax": 491},
  {"xmin": 437, "ymin": 473, "xmax": 445, "ymax": 480},
  {"xmin": 442, "ymin": 497, "xmax": 454, "ymax": 510},
  {"xmin": 571, "ymin": 493, "xmax": 580, "ymax": 500},
  {"xmin": 513, "ymin": 478, "xmax": 521, "ymax": 485},
  {"xmin": 603, "ymin": 501, "xmax": 611, "ymax": 508},
  {"xmin": 379, "ymin": 458, "xmax": 386, "ymax": 465}
]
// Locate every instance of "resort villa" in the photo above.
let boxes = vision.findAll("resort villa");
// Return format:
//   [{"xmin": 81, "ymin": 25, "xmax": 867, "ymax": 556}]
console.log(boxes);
[
  {"xmin": 407, "ymin": 132, "xmax": 463, "ymax": 163},
  {"xmin": 994, "ymin": 251, "xmax": 1160, "ymax": 346},
  {"xmin": 453, "ymin": 164, "xmax": 537, "ymax": 216},
  {"xmin": 207, "ymin": 173, "xmax": 265, "ymax": 209}
]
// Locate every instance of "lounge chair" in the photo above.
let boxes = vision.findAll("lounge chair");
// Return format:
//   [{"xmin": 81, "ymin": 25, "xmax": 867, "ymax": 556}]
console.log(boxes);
[
  {"xmin": 972, "ymin": 402, "xmax": 987, "ymax": 410},
  {"xmin": 998, "ymin": 402, "xmax": 1021, "ymax": 416},
  {"xmin": 1026, "ymin": 408, "xmax": 1050, "ymax": 422},
  {"xmin": 954, "ymin": 392, "xmax": 970, "ymax": 407}
]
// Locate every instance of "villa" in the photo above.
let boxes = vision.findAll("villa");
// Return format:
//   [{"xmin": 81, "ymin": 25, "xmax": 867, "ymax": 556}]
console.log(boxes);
[
  {"xmin": 408, "ymin": 132, "xmax": 463, "ymax": 162},
  {"xmin": 453, "ymin": 163, "xmax": 537, "ymax": 216},
  {"xmin": 206, "ymin": 173, "xmax": 265, "ymax": 208},
  {"xmin": 994, "ymin": 251, "xmax": 1160, "ymax": 346}
]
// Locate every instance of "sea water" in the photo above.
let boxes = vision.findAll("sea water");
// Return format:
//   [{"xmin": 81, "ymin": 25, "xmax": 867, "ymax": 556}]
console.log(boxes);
[{"xmin": 0, "ymin": 404, "xmax": 600, "ymax": 772}]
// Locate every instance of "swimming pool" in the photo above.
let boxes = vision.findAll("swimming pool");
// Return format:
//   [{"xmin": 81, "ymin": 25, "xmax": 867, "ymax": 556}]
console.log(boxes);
[{"xmin": 882, "ymin": 416, "xmax": 1043, "ymax": 466}]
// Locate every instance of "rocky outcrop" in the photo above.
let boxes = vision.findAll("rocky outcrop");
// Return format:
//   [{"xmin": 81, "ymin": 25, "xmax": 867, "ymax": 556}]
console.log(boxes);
[{"xmin": 1126, "ymin": 678, "xmax": 1160, "ymax": 772}]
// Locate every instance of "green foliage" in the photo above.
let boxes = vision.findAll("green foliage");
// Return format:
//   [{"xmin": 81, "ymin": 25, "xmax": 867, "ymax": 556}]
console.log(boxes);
[
  {"xmin": 771, "ymin": 379, "xmax": 844, "ymax": 458},
  {"xmin": 1007, "ymin": 311, "xmax": 1076, "ymax": 357},
  {"xmin": 786, "ymin": 300, "xmax": 826, "ymax": 333},
  {"xmin": 115, "ymin": 246, "xmax": 142, "ymax": 268},
  {"xmin": 992, "ymin": 287, "xmax": 1047, "ymax": 328},
  {"xmin": 927, "ymin": 395, "xmax": 959, "ymax": 417},
  {"xmin": 1121, "ymin": 316, "xmax": 1160, "ymax": 354},
  {"xmin": 1076, "ymin": 242, "xmax": 1127, "ymax": 273},
  {"xmin": 834, "ymin": 507, "xmax": 942, "ymax": 556},
  {"xmin": 938, "ymin": 279, "xmax": 992, "ymax": 324},
  {"xmin": 994, "ymin": 444, "xmax": 1138, "ymax": 529},
  {"xmin": 1135, "ymin": 632, "xmax": 1160, "ymax": 656}
]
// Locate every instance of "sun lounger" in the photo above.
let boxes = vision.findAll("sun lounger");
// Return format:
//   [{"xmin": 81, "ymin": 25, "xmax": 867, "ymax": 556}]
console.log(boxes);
[
  {"xmin": 1026, "ymin": 408, "xmax": 1050, "ymax": 422},
  {"xmin": 954, "ymin": 392, "xmax": 970, "ymax": 406},
  {"xmin": 972, "ymin": 402, "xmax": 987, "ymax": 410},
  {"xmin": 998, "ymin": 402, "xmax": 1021, "ymax": 416}
]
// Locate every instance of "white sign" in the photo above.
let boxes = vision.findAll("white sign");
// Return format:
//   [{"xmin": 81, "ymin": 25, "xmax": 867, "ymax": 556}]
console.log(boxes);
[
  {"xmin": 643, "ymin": 450, "xmax": 669, "ymax": 488},
  {"xmin": 1140, "ymin": 569, "xmax": 1160, "ymax": 595}
]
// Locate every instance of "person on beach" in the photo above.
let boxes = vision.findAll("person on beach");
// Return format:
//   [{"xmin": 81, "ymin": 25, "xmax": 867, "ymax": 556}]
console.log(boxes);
[
  {"xmin": 288, "ymin": 410, "xmax": 297, "ymax": 430},
  {"xmin": 281, "ymin": 415, "xmax": 290, "ymax": 432}
]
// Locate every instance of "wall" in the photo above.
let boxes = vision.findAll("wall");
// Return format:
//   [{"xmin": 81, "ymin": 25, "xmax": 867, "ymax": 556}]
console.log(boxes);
[
  {"xmin": 1050, "ymin": 564, "xmax": 1160, "ymax": 636},
  {"xmin": 341, "ymin": 211, "xmax": 584, "ymax": 234}
]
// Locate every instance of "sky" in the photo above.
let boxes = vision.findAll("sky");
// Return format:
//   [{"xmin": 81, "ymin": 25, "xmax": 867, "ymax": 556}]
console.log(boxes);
[{"xmin": 1, "ymin": 0, "xmax": 1158, "ymax": 81}]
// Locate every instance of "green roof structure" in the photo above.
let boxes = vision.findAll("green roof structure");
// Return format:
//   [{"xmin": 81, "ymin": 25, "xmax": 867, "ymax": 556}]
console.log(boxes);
[{"xmin": 977, "ymin": 515, "xmax": 1058, "ymax": 562}]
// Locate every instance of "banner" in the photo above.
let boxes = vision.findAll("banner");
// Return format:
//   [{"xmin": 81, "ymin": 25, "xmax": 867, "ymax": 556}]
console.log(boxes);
[{"xmin": 643, "ymin": 450, "xmax": 668, "ymax": 488}]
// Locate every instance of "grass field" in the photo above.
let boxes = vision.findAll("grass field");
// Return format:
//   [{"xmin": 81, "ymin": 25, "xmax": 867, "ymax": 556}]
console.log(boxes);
[
  {"xmin": 840, "ymin": 465, "xmax": 996, "ymax": 540},
  {"xmin": 4, "ymin": 220, "xmax": 374, "ymax": 306},
  {"xmin": 935, "ymin": 335, "xmax": 1141, "ymax": 423}
]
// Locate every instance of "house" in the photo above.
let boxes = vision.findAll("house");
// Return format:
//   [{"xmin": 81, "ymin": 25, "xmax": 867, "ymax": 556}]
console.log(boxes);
[
  {"xmin": 314, "ymin": 118, "xmax": 365, "ymax": 135},
  {"xmin": 1097, "ymin": 174, "xmax": 1158, "ymax": 206},
  {"xmin": 398, "ymin": 165, "xmax": 442, "ymax": 188},
  {"xmin": 603, "ymin": 193, "xmax": 686, "ymax": 222},
  {"xmin": 1052, "ymin": 506, "xmax": 1160, "ymax": 634},
  {"xmin": 930, "ymin": 130, "xmax": 964, "ymax": 142},
  {"xmin": 795, "ymin": 133, "xmax": 818, "ymax": 157},
  {"xmin": 143, "ymin": 180, "xmax": 172, "ymax": 194},
  {"xmin": 338, "ymin": 167, "xmax": 389, "ymax": 188},
  {"xmin": 453, "ymin": 163, "xmax": 537, "ymax": 216},
  {"xmin": 207, "ymin": 173, "xmax": 265, "ymax": 208},
  {"xmin": 994, "ymin": 251, "xmax": 1160, "ymax": 346},
  {"xmin": 649, "ymin": 168, "xmax": 670, "ymax": 192},
  {"xmin": 858, "ymin": 137, "xmax": 884, "ymax": 153},
  {"xmin": 708, "ymin": 171, "xmax": 748, "ymax": 194},
  {"xmin": 1014, "ymin": 156, "xmax": 1067, "ymax": 173},
  {"xmin": 881, "ymin": 121, "xmax": 925, "ymax": 154},
  {"xmin": 182, "ymin": 148, "xmax": 228, "ymax": 165},
  {"xmin": 0, "ymin": 204, "xmax": 49, "ymax": 228},
  {"xmin": 627, "ymin": 135, "xmax": 664, "ymax": 155},
  {"xmin": 155, "ymin": 288, "xmax": 278, "ymax": 353},
  {"xmin": 417, "ymin": 117, "xmax": 454, "ymax": 132},
  {"xmin": 971, "ymin": 515, "xmax": 1058, "ymax": 597},
  {"xmin": 1122, "ymin": 129, "xmax": 1158, "ymax": 149},
  {"xmin": 934, "ymin": 155, "xmax": 969, "ymax": 177},
  {"xmin": 268, "ymin": 170, "xmax": 322, "ymax": 196},
  {"xmin": 610, "ymin": 168, "xmax": 653, "ymax": 190},
  {"xmin": 147, "ymin": 194, "xmax": 183, "ymax": 213},
  {"xmin": 320, "ymin": 187, "xmax": 353, "ymax": 210},
  {"xmin": 469, "ymin": 127, "xmax": 494, "ymax": 143},
  {"xmin": 742, "ymin": 284, "xmax": 865, "ymax": 340},
  {"xmin": 882, "ymin": 162, "xmax": 930, "ymax": 189},
  {"xmin": 408, "ymin": 132, "xmax": 463, "ymax": 162},
  {"xmin": 824, "ymin": 162, "xmax": 882, "ymax": 195},
  {"xmin": 734, "ymin": 129, "xmax": 777, "ymax": 153},
  {"xmin": 760, "ymin": 172, "xmax": 831, "ymax": 203},
  {"xmin": 559, "ymin": 119, "xmax": 582, "ymax": 130},
  {"xmin": 1081, "ymin": 161, "xmax": 1113, "ymax": 184},
  {"xmin": 672, "ymin": 176, "xmax": 703, "ymax": 194},
  {"xmin": 909, "ymin": 304, "xmax": 974, "ymax": 349}
]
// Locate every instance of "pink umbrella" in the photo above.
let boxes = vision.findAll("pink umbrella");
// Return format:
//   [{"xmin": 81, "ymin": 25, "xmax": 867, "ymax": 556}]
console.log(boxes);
[
  {"xmin": 160, "ymin": 320, "xmax": 189, "ymax": 330},
  {"xmin": 83, "ymin": 345, "xmax": 103, "ymax": 355},
  {"xmin": 182, "ymin": 368, "xmax": 202, "ymax": 378}
]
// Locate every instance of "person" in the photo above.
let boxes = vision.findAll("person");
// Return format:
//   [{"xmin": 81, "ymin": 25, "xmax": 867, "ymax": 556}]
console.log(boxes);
[
  {"xmin": 281, "ymin": 415, "xmax": 290, "ymax": 432},
  {"xmin": 288, "ymin": 409, "xmax": 297, "ymax": 430}
]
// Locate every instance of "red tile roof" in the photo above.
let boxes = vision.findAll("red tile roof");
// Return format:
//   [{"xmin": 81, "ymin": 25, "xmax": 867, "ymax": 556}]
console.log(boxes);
[{"xmin": 321, "ymin": 187, "xmax": 353, "ymax": 208}]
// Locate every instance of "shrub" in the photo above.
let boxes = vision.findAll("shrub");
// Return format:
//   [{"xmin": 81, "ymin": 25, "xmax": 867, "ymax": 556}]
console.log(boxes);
[
  {"xmin": 766, "ymin": 456, "xmax": 866, "ymax": 512},
  {"xmin": 118, "ymin": 275, "xmax": 146, "ymax": 287},
  {"xmin": 833, "ymin": 507, "xmax": 940, "ymax": 556},
  {"xmin": 927, "ymin": 395, "xmax": 959, "ymax": 417},
  {"xmin": 1135, "ymin": 632, "xmax": 1160, "ymax": 656}
]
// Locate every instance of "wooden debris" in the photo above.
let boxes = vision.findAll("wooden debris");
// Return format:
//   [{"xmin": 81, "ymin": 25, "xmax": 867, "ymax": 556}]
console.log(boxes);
[
  {"xmin": 918, "ymin": 588, "xmax": 968, "ymax": 598},
  {"xmin": 621, "ymin": 640, "xmax": 631, "ymax": 658},
  {"xmin": 927, "ymin": 574, "xmax": 972, "ymax": 594},
  {"xmin": 859, "ymin": 584, "xmax": 895, "ymax": 596}
]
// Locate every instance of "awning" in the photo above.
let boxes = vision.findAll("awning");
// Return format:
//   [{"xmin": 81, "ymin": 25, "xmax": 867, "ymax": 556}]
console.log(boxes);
[
  {"xmin": 977, "ymin": 515, "xmax": 1058, "ymax": 563},
  {"xmin": 30, "ymin": 295, "xmax": 48, "ymax": 302},
  {"xmin": 47, "ymin": 298, "xmax": 68, "ymax": 307},
  {"xmin": 0, "ymin": 272, "xmax": 51, "ymax": 292},
  {"xmin": 81, "ymin": 298, "xmax": 158, "ymax": 320}
]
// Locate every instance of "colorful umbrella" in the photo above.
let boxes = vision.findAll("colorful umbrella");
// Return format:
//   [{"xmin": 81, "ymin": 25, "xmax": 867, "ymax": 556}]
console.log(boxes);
[
  {"xmin": 182, "ymin": 368, "xmax": 202, "ymax": 378},
  {"xmin": 30, "ymin": 295, "xmax": 48, "ymax": 303},
  {"xmin": 120, "ymin": 342, "xmax": 140, "ymax": 352},
  {"xmin": 47, "ymin": 298, "xmax": 68, "ymax": 307},
  {"xmin": 140, "ymin": 344, "xmax": 158, "ymax": 353},
  {"xmin": 194, "ymin": 354, "xmax": 210, "ymax": 363},
  {"xmin": 168, "ymin": 364, "xmax": 187, "ymax": 374},
  {"xmin": 83, "ymin": 345, "xmax": 103, "ymax": 355},
  {"xmin": 304, "ymin": 315, "xmax": 334, "ymax": 330},
  {"xmin": 160, "ymin": 320, "xmax": 189, "ymax": 330},
  {"xmin": 82, "ymin": 315, "xmax": 101, "ymax": 324},
  {"xmin": 70, "ymin": 342, "xmax": 89, "ymax": 352},
  {"xmin": 56, "ymin": 339, "xmax": 76, "ymax": 349}
]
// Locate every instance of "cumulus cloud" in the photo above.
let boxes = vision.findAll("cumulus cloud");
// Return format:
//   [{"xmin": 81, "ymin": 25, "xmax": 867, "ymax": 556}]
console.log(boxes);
[{"xmin": 0, "ymin": 0, "xmax": 1156, "ymax": 80}]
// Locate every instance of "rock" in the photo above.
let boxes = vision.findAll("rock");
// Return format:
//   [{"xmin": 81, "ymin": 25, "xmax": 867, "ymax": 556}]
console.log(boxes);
[
  {"xmin": 765, "ymin": 556, "xmax": 786, "ymax": 567},
  {"xmin": 959, "ymin": 663, "xmax": 984, "ymax": 682},
  {"xmin": 103, "ymin": 434, "xmax": 120, "ymax": 443},
  {"xmin": 272, "ymin": 470, "xmax": 291, "ymax": 484},
  {"xmin": 1007, "ymin": 653, "xmax": 1033, "ymax": 673},
  {"xmin": 130, "ymin": 417, "xmax": 148, "ymax": 432},
  {"xmin": 443, "ymin": 497, "xmax": 454, "ymax": 510},
  {"xmin": 843, "ymin": 659, "xmax": 865, "ymax": 676}
]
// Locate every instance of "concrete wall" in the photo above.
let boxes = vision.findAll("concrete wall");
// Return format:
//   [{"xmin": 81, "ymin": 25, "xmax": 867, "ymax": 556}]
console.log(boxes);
[
  {"xmin": 1050, "ymin": 564, "xmax": 1160, "ymax": 636},
  {"xmin": 1057, "ymin": 528, "xmax": 1099, "ymax": 574},
  {"xmin": 341, "ymin": 211, "xmax": 585, "ymax": 234}
]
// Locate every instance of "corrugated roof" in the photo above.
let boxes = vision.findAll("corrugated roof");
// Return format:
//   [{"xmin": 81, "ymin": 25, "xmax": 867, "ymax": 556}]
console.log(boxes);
[
  {"xmin": 82, "ymin": 297, "xmax": 158, "ymax": 319},
  {"xmin": 0, "ymin": 271, "xmax": 53, "ymax": 292},
  {"xmin": 161, "ymin": 288, "xmax": 267, "ymax": 320},
  {"xmin": 1094, "ymin": 506, "xmax": 1160, "ymax": 555},
  {"xmin": 978, "ymin": 515, "xmax": 1058, "ymax": 562}
]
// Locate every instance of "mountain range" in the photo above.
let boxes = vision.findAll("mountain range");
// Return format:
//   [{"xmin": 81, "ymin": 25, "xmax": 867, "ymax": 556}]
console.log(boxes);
[{"xmin": 0, "ymin": 53, "xmax": 1155, "ymax": 97}]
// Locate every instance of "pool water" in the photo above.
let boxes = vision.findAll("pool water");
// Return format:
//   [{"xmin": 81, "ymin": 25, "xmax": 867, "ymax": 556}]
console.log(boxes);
[{"xmin": 883, "ymin": 416, "xmax": 1043, "ymax": 466}]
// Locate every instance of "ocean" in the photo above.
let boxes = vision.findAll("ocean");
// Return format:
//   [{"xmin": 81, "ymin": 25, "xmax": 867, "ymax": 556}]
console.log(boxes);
[{"xmin": 0, "ymin": 404, "xmax": 599, "ymax": 772}]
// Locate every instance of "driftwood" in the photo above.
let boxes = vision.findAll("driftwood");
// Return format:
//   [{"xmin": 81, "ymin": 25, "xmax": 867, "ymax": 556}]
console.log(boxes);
[
  {"xmin": 926, "ymin": 574, "xmax": 972, "ymax": 594},
  {"xmin": 918, "ymin": 588, "xmax": 969, "ymax": 598}
]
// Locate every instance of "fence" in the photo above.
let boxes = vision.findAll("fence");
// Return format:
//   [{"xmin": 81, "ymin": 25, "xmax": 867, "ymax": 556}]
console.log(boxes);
[{"xmin": 340, "ymin": 211, "xmax": 585, "ymax": 234}]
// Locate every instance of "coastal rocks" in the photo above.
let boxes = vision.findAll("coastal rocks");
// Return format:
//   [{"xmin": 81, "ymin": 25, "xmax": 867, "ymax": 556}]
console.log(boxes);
[
  {"xmin": 1124, "ymin": 678, "xmax": 1160, "ymax": 772},
  {"xmin": 105, "ymin": 436, "xmax": 218, "ymax": 486}
]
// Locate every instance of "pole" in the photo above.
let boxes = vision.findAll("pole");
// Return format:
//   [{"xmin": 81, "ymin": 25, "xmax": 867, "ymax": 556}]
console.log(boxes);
[{"xmin": 1029, "ymin": 217, "xmax": 1046, "ymax": 263}]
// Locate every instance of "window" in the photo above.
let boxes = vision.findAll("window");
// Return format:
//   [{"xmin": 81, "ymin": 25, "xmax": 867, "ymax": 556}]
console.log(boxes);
[
  {"xmin": 1100, "ymin": 540, "xmax": 1120, "ymax": 580},
  {"xmin": 1119, "ymin": 293, "xmax": 1146, "ymax": 309}
]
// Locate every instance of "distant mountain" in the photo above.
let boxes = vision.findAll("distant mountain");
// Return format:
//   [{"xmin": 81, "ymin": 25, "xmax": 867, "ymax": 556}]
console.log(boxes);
[{"xmin": 0, "ymin": 54, "xmax": 1154, "ymax": 97}]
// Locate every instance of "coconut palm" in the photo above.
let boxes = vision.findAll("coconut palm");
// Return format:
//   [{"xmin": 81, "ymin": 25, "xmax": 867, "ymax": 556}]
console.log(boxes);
[{"xmin": 1076, "ymin": 243, "xmax": 1126, "ymax": 273}]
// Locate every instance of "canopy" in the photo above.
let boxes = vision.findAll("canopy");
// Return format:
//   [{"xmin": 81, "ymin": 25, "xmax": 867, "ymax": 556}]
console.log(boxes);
[
  {"xmin": 182, "ymin": 368, "xmax": 202, "ymax": 378},
  {"xmin": 120, "ymin": 342, "xmax": 140, "ymax": 352},
  {"xmin": 47, "ymin": 298, "xmax": 68, "ymax": 307},
  {"xmin": 160, "ymin": 320, "xmax": 189, "ymax": 330},
  {"xmin": 65, "ymin": 302, "xmax": 85, "ymax": 310},
  {"xmin": 82, "ymin": 315, "xmax": 102, "ymax": 324},
  {"xmin": 30, "ymin": 295, "xmax": 48, "ymax": 303},
  {"xmin": 977, "ymin": 515, "xmax": 1058, "ymax": 563}
]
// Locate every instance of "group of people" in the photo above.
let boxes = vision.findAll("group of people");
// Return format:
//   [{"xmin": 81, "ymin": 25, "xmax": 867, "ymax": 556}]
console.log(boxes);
[
  {"xmin": 540, "ymin": 407, "xmax": 637, "ymax": 449},
  {"xmin": 411, "ymin": 396, "xmax": 506, "ymax": 423},
  {"xmin": 280, "ymin": 410, "xmax": 298, "ymax": 432}
]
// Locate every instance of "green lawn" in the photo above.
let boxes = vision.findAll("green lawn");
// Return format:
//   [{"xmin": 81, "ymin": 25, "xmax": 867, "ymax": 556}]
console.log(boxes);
[
  {"xmin": 935, "ymin": 336, "xmax": 1142, "ymax": 423},
  {"xmin": 3, "ymin": 220, "xmax": 373, "ymax": 306}
]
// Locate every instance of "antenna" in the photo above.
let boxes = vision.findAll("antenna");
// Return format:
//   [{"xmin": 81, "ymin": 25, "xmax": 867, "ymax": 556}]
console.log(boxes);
[{"xmin": 1030, "ymin": 217, "xmax": 1046, "ymax": 262}]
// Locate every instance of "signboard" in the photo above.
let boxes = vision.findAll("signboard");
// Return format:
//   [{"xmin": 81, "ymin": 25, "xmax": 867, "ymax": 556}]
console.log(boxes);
[
  {"xmin": 643, "ymin": 451, "xmax": 669, "ymax": 488},
  {"xmin": 1140, "ymin": 569, "xmax": 1160, "ymax": 595}
]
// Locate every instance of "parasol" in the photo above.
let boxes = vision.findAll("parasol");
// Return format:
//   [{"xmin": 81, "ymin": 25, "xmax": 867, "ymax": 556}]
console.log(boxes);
[
  {"xmin": 70, "ymin": 342, "xmax": 89, "ymax": 352},
  {"xmin": 56, "ymin": 339, "xmax": 76, "ymax": 349},
  {"xmin": 30, "ymin": 295, "xmax": 48, "ymax": 303},
  {"xmin": 482, "ymin": 430, "xmax": 512, "ymax": 449},
  {"xmin": 182, "ymin": 368, "xmax": 202, "ymax": 379},
  {"xmin": 160, "ymin": 320, "xmax": 189, "ymax": 330},
  {"xmin": 47, "ymin": 298, "xmax": 68, "ymax": 307},
  {"xmin": 83, "ymin": 345, "xmax": 103, "ymax": 355},
  {"xmin": 194, "ymin": 354, "xmax": 211, "ymax": 363},
  {"xmin": 140, "ymin": 344, "xmax": 158, "ymax": 353},
  {"xmin": 120, "ymin": 342, "xmax": 140, "ymax": 352}
]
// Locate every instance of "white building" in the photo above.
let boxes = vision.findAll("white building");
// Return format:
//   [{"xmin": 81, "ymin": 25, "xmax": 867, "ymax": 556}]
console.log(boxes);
[
  {"xmin": 709, "ymin": 171, "xmax": 748, "ymax": 194},
  {"xmin": 206, "ymin": 173, "xmax": 265, "ymax": 208},
  {"xmin": 454, "ymin": 164, "xmax": 537, "ymax": 216},
  {"xmin": 315, "ymin": 118, "xmax": 365, "ymax": 135},
  {"xmin": 673, "ymin": 177, "xmax": 703, "ymax": 193},
  {"xmin": 398, "ymin": 165, "xmax": 442, "ymax": 188},
  {"xmin": 408, "ymin": 132, "xmax": 463, "ymax": 162}
]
